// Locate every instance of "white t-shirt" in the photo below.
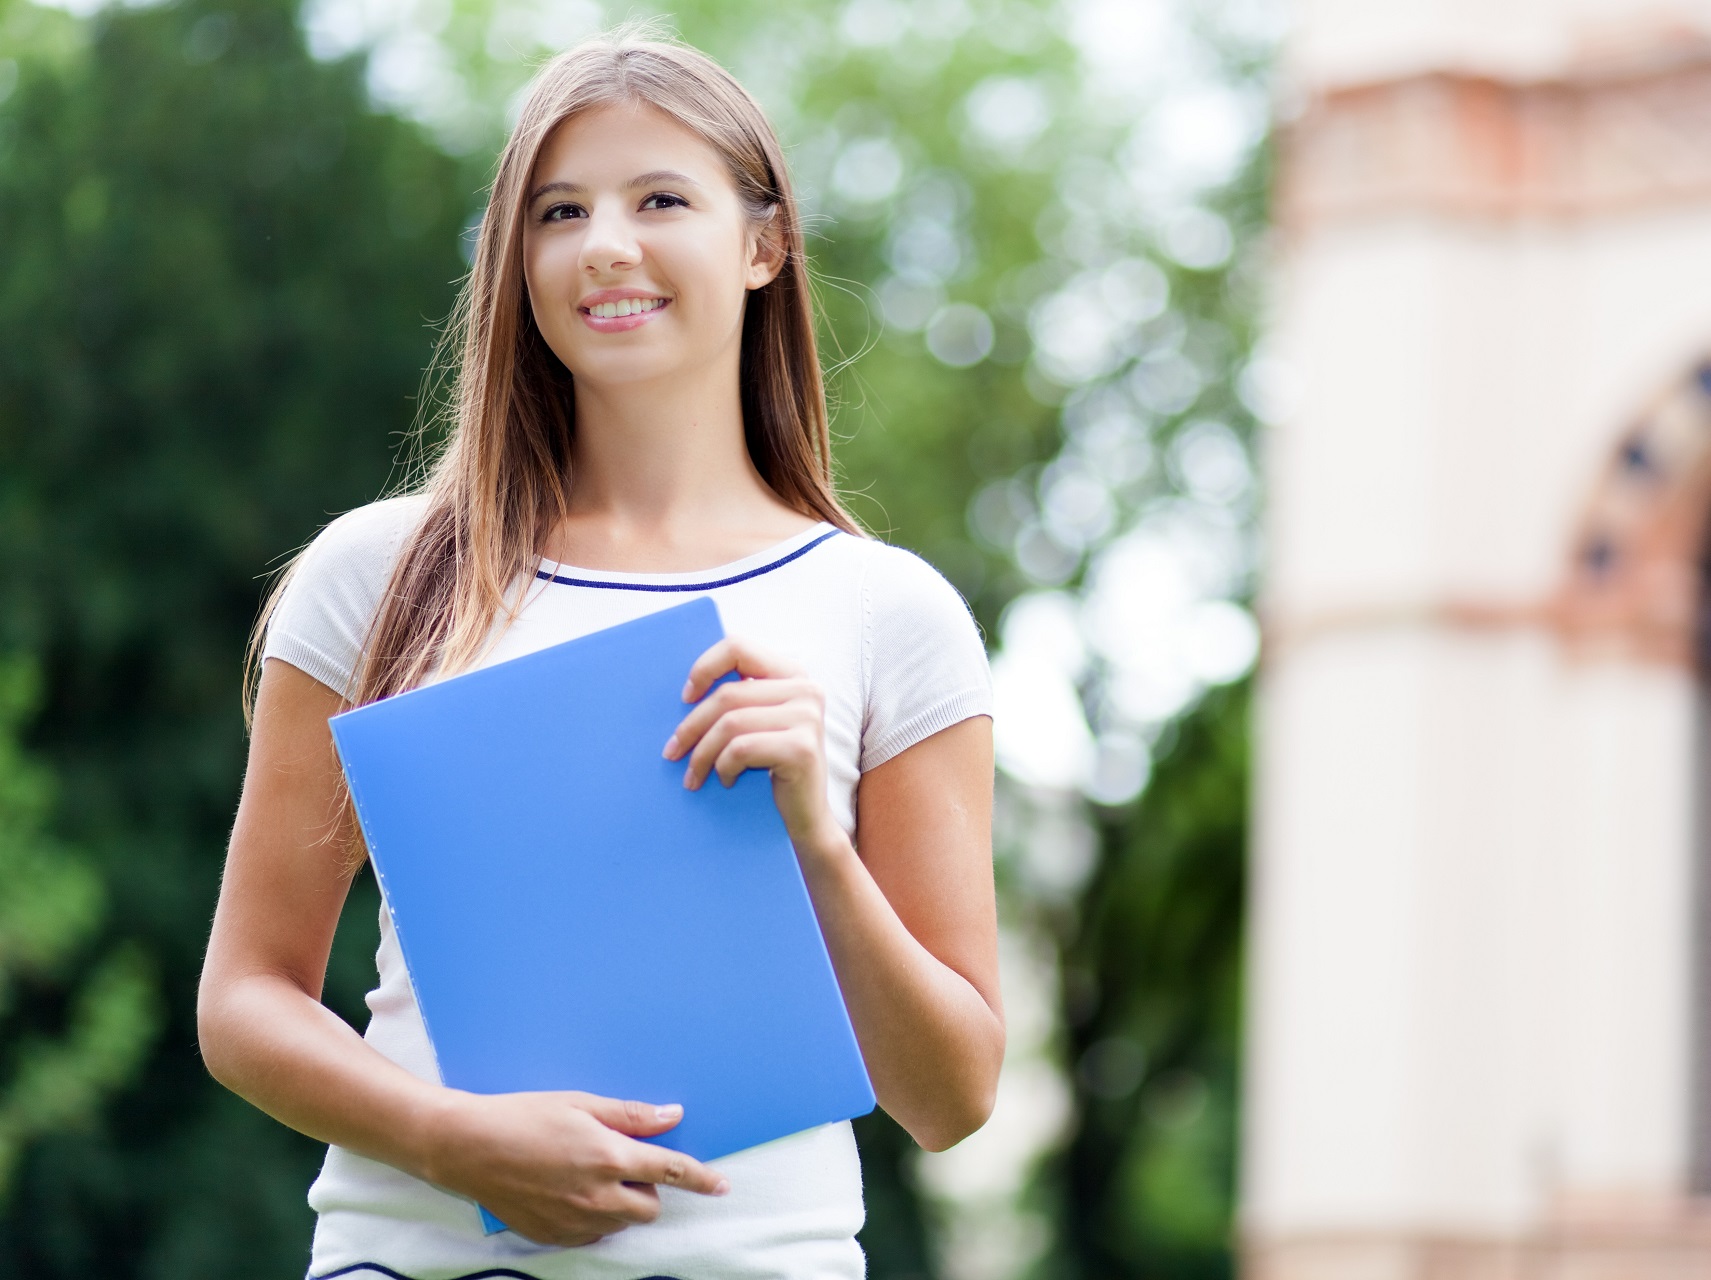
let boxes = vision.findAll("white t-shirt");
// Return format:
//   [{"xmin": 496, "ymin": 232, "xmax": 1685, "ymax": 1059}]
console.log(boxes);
[{"xmin": 262, "ymin": 494, "xmax": 993, "ymax": 1280}]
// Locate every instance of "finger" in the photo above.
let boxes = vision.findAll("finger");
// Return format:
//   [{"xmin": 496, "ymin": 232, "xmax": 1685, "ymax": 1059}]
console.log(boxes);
[
  {"xmin": 714, "ymin": 729, "xmax": 806, "ymax": 788},
  {"xmin": 520, "ymin": 1222, "xmax": 616, "ymax": 1249},
  {"xmin": 555, "ymin": 1214, "xmax": 629, "ymax": 1243},
  {"xmin": 622, "ymin": 1142, "xmax": 731, "ymax": 1197},
  {"xmin": 512, "ymin": 1205, "xmax": 630, "ymax": 1248},
  {"xmin": 681, "ymin": 639, "xmax": 737, "ymax": 705},
  {"xmin": 684, "ymin": 707, "xmax": 798, "ymax": 790},
  {"xmin": 597, "ymin": 1181, "xmax": 664, "ymax": 1225},
  {"xmin": 682, "ymin": 638, "xmax": 798, "ymax": 703},
  {"xmin": 663, "ymin": 678, "xmax": 800, "ymax": 761},
  {"xmin": 564, "ymin": 1092, "xmax": 685, "ymax": 1137}
]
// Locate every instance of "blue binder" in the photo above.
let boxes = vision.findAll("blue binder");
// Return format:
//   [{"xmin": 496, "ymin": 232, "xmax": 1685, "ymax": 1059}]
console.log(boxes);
[{"xmin": 329, "ymin": 597, "xmax": 875, "ymax": 1232}]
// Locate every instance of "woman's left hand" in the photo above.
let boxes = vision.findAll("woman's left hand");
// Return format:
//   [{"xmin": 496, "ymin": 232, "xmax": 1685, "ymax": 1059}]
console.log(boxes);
[{"xmin": 663, "ymin": 638, "xmax": 840, "ymax": 860}]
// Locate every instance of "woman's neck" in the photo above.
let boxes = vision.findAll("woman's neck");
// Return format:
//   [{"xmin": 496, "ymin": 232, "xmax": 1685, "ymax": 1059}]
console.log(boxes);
[{"xmin": 541, "ymin": 368, "xmax": 815, "ymax": 572}]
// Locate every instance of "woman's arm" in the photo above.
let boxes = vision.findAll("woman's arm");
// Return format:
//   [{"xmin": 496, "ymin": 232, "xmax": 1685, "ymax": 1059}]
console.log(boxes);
[
  {"xmin": 670, "ymin": 642, "xmax": 1003, "ymax": 1151},
  {"xmin": 838, "ymin": 717, "xmax": 1002, "ymax": 1148},
  {"xmin": 198, "ymin": 658, "xmax": 727, "ymax": 1246}
]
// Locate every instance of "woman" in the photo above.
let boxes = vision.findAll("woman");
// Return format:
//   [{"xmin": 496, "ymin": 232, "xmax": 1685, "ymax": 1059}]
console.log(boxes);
[{"xmin": 198, "ymin": 29, "xmax": 1003, "ymax": 1280}]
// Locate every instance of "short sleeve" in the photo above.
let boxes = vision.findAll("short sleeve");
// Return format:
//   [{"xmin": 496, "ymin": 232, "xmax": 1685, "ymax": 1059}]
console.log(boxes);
[
  {"xmin": 262, "ymin": 496, "xmax": 427, "ymax": 697},
  {"xmin": 860, "ymin": 544, "xmax": 993, "ymax": 772}
]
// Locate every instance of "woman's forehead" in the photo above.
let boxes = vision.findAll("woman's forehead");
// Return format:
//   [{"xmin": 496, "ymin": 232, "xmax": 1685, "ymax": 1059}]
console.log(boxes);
[{"xmin": 532, "ymin": 102, "xmax": 726, "ymax": 186}]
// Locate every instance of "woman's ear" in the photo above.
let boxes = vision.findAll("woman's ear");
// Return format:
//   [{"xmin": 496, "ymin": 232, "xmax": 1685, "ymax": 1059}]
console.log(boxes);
[{"xmin": 745, "ymin": 208, "xmax": 787, "ymax": 290}]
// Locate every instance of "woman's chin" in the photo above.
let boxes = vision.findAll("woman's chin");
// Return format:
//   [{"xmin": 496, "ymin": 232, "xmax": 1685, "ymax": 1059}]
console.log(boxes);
[{"xmin": 562, "ymin": 345, "xmax": 720, "ymax": 392}]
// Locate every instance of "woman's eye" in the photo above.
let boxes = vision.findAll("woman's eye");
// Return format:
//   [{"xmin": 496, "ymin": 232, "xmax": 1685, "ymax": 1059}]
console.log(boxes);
[
  {"xmin": 541, "ymin": 203, "xmax": 586, "ymax": 222},
  {"xmin": 641, "ymin": 193, "xmax": 687, "ymax": 211}
]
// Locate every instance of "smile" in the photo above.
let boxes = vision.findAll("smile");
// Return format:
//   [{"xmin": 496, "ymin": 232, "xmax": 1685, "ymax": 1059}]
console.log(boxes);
[
  {"xmin": 586, "ymin": 297, "xmax": 667, "ymax": 319},
  {"xmin": 578, "ymin": 296, "xmax": 671, "ymax": 333}
]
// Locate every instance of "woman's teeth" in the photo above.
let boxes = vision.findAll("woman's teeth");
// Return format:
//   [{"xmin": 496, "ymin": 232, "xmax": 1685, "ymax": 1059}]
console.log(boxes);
[{"xmin": 588, "ymin": 298, "xmax": 666, "ymax": 319}]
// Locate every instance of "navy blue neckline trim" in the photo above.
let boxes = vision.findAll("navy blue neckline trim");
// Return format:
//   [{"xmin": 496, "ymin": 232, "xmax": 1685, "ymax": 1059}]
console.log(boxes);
[
  {"xmin": 534, "ymin": 527, "xmax": 840, "ymax": 593},
  {"xmin": 312, "ymin": 1267, "xmax": 544, "ymax": 1280},
  {"xmin": 312, "ymin": 1265, "xmax": 683, "ymax": 1280}
]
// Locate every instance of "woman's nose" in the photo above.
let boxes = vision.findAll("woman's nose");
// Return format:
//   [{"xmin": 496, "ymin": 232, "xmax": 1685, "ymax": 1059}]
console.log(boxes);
[{"xmin": 580, "ymin": 203, "xmax": 641, "ymax": 275}]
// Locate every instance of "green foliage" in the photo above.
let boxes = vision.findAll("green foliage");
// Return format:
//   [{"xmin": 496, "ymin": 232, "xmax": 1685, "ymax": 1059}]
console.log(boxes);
[
  {"xmin": 0, "ymin": 0, "xmax": 84, "ymax": 80},
  {"xmin": 0, "ymin": 656, "xmax": 160, "ymax": 1197},
  {"xmin": 0, "ymin": 0, "xmax": 461, "ymax": 1270},
  {"xmin": 1045, "ymin": 682, "xmax": 1250, "ymax": 1278},
  {"xmin": 0, "ymin": 946, "xmax": 161, "ymax": 1197},
  {"xmin": 0, "ymin": 662, "xmax": 103, "ymax": 992}
]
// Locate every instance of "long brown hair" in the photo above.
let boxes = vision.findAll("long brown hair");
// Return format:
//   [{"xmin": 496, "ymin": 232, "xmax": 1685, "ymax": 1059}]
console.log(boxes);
[{"xmin": 248, "ymin": 27, "xmax": 858, "ymax": 721}]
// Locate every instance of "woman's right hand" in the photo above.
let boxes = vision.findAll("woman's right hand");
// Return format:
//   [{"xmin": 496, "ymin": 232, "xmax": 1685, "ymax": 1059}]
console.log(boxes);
[{"xmin": 420, "ymin": 1088, "xmax": 730, "ymax": 1246}]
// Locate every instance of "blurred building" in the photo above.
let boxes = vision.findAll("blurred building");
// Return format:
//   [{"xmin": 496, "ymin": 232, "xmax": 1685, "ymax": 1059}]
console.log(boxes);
[{"xmin": 1248, "ymin": 1, "xmax": 1711, "ymax": 1275}]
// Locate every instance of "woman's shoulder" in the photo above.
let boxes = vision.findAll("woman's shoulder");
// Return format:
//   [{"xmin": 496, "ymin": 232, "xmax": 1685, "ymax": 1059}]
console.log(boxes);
[
  {"xmin": 827, "ymin": 533, "xmax": 992, "ymax": 769},
  {"xmin": 298, "ymin": 493, "xmax": 432, "ymax": 574},
  {"xmin": 829, "ymin": 533, "xmax": 981, "ymax": 633},
  {"xmin": 828, "ymin": 531, "xmax": 990, "ymax": 672},
  {"xmin": 263, "ymin": 494, "xmax": 431, "ymax": 694}
]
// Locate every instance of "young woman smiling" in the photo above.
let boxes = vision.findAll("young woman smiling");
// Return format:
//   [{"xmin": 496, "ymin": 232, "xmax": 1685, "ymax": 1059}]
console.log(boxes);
[{"xmin": 197, "ymin": 30, "xmax": 1002, "ymax": 1280}]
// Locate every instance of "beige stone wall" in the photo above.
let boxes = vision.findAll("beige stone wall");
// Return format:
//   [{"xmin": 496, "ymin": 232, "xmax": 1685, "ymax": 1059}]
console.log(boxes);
[
  {"xmin": 1247, "ymin": 1214, "xmax": 1711, "ymax": 1280},
  {"xmin": 1286, "ymin": 0, "xmax": 1711, "ymax": 88},
  {"xmin": 1248, "ymin": 0, "xmax": 1711, "ymax": 1270}
]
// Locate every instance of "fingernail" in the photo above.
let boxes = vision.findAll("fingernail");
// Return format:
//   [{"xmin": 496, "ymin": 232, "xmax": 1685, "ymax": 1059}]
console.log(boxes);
[
  {"xmin": 655, "ymin": 1104, "xmax": 682, "ymax": 1122},
  {"xmin": 713, "ymin": 1177, "xmax": 731, "ymax": 1196},
  {"xmin": 682, "ymin": 681, "xmax": 695, "ymax": 701},
  {"xmin": 662, "ymin": 735, "xmax": 679, "ymax": 759},
  {"xmin": 683, "ymin": 772, "xmax": 696, "ymax": 790}
]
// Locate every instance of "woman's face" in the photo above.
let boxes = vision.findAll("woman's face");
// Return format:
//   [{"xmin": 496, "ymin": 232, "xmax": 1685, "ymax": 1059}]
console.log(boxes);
[{"xmin": 521, "ymin": 102, "xmax": 780, "ymax": 392}]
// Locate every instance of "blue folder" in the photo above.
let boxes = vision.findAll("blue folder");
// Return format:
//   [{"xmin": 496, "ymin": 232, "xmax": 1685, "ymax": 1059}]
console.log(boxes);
[{"xmin": 329, "ymin": 597, "xmax": 875, "ymax": 1233}]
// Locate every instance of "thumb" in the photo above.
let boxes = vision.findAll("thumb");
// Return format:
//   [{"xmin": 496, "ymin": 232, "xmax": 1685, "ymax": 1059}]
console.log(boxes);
[{"xmin": 565, "ymin": 1091, "xmax": 685, "ymax": 1137}]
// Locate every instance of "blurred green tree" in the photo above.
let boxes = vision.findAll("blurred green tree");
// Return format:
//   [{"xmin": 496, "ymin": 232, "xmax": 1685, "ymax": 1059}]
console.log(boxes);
[
  {"xmin": 0, "ymin": 0, "xmax": 465, "ymax": 1271},
  {"xmin": 1046, "ymin": 681, "xmax": 1249, "ymax": 1280},
  {"xmin": 1030, "ymin": 109, "xmax": 1271, "ymax": 1279},
  {"xmin": 0, "ymin": 655, "xmax": 159, "ymax": 1199}
]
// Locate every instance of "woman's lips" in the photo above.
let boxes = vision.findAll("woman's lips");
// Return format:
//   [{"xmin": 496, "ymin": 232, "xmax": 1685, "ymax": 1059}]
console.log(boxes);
[{"xmin": 579, "ymin": 298, "xmax": 671, "ymax": 333}]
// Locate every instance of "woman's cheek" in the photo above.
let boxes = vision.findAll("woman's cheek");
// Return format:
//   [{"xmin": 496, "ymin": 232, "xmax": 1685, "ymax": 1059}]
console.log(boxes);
[{"xmin": 529, "ymin": 242, "xmax": 577, "ymax": 305}]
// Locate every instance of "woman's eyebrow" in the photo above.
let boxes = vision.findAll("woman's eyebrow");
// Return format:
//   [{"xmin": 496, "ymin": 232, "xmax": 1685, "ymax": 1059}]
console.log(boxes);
[
  {"xmin": 527, "ymin": 171, "xmax": 701, "ymax": 203},
  {"xmin": 529, "ymin": 180, "xmax": 584, "ymax": 202},
  {"xmin": 628, "ymin": 169, "xmax": 700, "ymax": 190}
]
